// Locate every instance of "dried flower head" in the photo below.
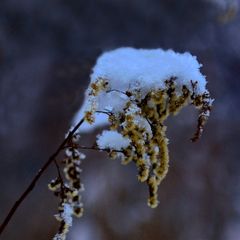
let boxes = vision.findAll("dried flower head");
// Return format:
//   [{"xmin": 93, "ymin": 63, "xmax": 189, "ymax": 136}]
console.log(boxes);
[
  {"xmin": 74, "ymin": 47, "xmax": 213, "ymax": 208},
  {"xmin": 48, "ymin": 47, "xmax": 213, "ymax": 240},
  {"xmin": 48, "ymin": 132, "xmax": 85, "ymax": 240}
]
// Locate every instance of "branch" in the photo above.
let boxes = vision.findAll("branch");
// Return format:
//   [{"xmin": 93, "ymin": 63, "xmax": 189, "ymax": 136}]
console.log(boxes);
[
  {"xmin": 78, "ymin": 145, "xmax": 124, "ymax": 153},
  {"xmin": 0, "ymin": 118, "xmax": 84, "ymax": 236}
]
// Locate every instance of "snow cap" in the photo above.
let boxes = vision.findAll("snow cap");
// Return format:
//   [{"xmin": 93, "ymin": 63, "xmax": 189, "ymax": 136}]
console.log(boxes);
[{"xmin": 73, "ymin": 47, "xmax": 207, "ymax": 131}]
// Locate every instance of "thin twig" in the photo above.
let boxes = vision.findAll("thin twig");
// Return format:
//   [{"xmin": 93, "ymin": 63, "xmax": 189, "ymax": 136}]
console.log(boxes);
[
  {"xmin": 96, "ymin": 110, "xmax": 113, "ymax": 116},
  {"xmin": 78, "ymin": 145, "xmax": 124, "ymax": 153},
  {"xmin": 53, "ymin": 159, "xmax": 64, "ymax": 184},
  {"xmin": 106, "ymin": 89, "xmax": 127, "ymax": 95},
  {"xmin": 0, "ymin": 118, "xmax": 84, "ymax": 235},
  {"xmin": 53, "ymin": 158, "xmax": 66, "ymax": 201}
]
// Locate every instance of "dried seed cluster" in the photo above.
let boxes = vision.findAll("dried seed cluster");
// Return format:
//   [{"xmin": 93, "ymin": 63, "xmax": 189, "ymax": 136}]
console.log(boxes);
[
  {"xmin": 86, "ymin": 77, "xmax": 213, "ymax": 208},
  {"xmin": 84, "ymin": 78, "xmax": 109, "ymax": 124},
  {"xmin": 48, "ymin": 133, "xmax": 85, "ymax": 240},
  {"xmin": 45, "ymin": 48, "xmax": 213, "ymax": 240}
]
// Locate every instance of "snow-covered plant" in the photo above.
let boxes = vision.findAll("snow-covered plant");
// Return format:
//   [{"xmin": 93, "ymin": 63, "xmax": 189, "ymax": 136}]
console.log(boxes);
[
  {"xmin": 49, "ymin": 135, "xmax": 85, "ymax": 240},
  {"xmin": 0, "ymin": 47, "xmax": 213, "ymax": 240},
  {"xmin": 49, "ymin": 47, "xmax": 213, "ymax": 239},
  {"xmin": 73, "ymin": 47, "xmax": 213, "ymax": 209}
]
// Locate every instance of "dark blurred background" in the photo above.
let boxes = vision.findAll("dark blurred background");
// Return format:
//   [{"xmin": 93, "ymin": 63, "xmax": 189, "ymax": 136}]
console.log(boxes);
[{"xmin": 0, "ymin": 0, "xmax": 240, "ymax": 239}]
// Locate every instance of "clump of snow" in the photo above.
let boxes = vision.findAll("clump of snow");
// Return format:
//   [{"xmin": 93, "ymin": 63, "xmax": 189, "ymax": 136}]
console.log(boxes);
[
  {"xmin": 73, "ymin": 47, "xmax": 208, "ymax": 131},
  {"xmin": 70, "ymin": 47, "xmax": 213, "ymax": 210},
  {"xmin": 91, "ymin": 47, "xmax": 206, "ymax": 94},
  {"xmin": 53, "ymin": 203, "xmax": 73, "ymax": 240},
  {"xmin": 96, "ymin": 130, "xmax": 131, "ymax": 150},
  {"xmin": 62, "ymin": 203, "xmax": 73, "ymax": 226}
]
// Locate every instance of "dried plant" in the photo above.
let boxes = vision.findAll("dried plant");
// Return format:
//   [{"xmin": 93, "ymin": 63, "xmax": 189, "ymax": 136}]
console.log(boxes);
[{"xmin": 0, "ymin": 47, "xmax": 213, "ymax": 240}]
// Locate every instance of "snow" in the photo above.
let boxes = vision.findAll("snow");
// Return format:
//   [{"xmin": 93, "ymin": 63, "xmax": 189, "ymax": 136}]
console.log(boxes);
[
  {"xmin": 91, "ymin": 47, "xmax": 206, "ymax": 94},
  {"xmin": 96, "ymin": 130, "xmax": 131, "ymax": 150},
  {"xmin": 133, "ymin": 115, "xmax": 152, "ymax": 137},
  {"xmin": 53, "ymin": 203, "xmax": 73, "ymax": 240},
  {"xmin": 62, "ymin": 203, "xmax": 73, "ymax": 226},
  {"xmin": 73, "ymin": 47, "xmax": 208, "ymax": 131}
]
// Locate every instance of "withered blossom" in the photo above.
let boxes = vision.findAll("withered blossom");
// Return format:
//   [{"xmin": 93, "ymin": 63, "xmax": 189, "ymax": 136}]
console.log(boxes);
[{"xmin": 49, "ymin": 47, "xmax": 213, "ymax": 239}]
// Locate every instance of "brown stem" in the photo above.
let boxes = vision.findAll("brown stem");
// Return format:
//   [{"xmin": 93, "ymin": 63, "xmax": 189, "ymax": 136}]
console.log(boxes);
[
  {"xmin": 0, "ymin": 118, "xmax": 84, "ymax": 236},
  {"xmin": 79, "ymin": 145, "xmax": 124, "ymax": 153},
  {"xmin": 53, "ymin": 158, "xmax": 64, "ymax": 185}
]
